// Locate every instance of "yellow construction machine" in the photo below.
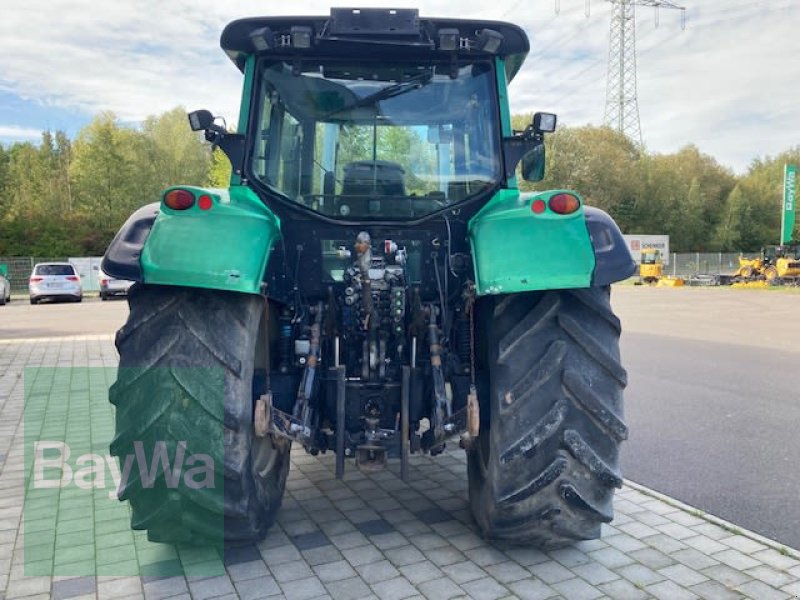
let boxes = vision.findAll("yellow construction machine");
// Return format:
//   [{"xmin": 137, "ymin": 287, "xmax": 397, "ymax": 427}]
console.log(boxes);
[
  {"xmin": 732, "ymin": 244, "xmax": 800, "ymax": 285},
  {"xmin": 637, "ymin": 248, "xmax": 663, "ymax": 284}
]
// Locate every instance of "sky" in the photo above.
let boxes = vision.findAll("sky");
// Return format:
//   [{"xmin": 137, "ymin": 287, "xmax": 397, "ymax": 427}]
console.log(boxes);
[{"xmin": 0, "ymin": 0, "xmax": 797, "ymax": 174}]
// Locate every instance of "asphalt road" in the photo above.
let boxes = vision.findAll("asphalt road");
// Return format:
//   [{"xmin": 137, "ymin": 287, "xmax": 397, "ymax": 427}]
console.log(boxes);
[
  {"xmin": 614, "ymin": 286, "xmax": 800, "ymax": 550},
  {"xmin": 2, "ymin": 286, "xmax": 800, "ymax": 550}
]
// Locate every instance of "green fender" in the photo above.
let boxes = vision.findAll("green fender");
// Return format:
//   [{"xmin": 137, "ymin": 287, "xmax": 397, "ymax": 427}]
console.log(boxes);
[
  {"xmin": 469, "ymin": 189, "xmax": 596, "ymax": 295},
  {"xmin": 140, "ymin": 185, "xmax": 280, "ymax": 294}
]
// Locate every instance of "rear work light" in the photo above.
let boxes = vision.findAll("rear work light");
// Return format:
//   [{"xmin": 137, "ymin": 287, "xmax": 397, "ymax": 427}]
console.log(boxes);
[
  {"xmin": 548, "ymin": 193, "xmax": 581, "ymax": 215},
  {"xmin": 164, "ymin": 189, "xmax": 195, "ymax": 210}
]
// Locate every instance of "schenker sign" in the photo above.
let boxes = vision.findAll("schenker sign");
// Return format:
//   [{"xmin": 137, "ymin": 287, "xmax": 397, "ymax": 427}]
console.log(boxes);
[{"xmin": 623, "ymin": 235, "xmax": 670, "ymax": 265}]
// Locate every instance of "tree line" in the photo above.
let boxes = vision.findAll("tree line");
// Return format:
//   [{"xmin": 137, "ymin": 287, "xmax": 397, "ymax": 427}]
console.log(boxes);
[{"xmin": 0, "ymin": 108, "xmax": 796, "ymax": 256}]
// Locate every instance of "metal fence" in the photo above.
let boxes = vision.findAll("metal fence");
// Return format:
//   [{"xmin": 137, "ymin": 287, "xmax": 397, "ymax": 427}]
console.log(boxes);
[
  {"xmin": 666, "ymin": 253, "xmax": 745, "ymax": 279},
  {"xmin": 0, "ymin": 256, "xmax": 104, "ymax": 293}
]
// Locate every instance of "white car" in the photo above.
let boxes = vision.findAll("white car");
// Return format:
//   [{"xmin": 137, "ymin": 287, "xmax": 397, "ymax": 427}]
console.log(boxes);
[
  {"xmin": 0, "ymin": 274, "xmax": 10, "ymax": 306},
  {"xmin": 29, "ymin": 262, "xmax": 83, "ymax": 304},
  {"xmin": 98, "ymin": 269, "xmax": 134, "ymax": 300}
]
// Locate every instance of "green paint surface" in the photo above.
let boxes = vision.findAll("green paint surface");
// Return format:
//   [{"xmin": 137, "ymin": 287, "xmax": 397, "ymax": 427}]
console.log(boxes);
[
  {"xmin": 141, "ymin": 185, "xmax": 280, "ymax": 294},
  {"xmin": 469, "ymin": 189, "xmax": 596, "ymax": 295},
  {"xmin": 782, "ymin": 164, "xmax": 796, "ymax": 244}
]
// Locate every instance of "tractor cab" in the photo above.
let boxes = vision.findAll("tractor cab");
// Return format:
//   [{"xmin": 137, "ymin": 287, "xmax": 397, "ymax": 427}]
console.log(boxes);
[{"xmin": 192, "ymin": 8, "xmax": 554, "ymax": 223}]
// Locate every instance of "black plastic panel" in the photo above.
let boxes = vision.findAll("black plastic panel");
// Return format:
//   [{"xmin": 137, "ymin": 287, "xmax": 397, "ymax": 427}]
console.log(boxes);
[
  {"xmin": 101, "ymin": 202, "xmax": 160, "ymax": 282},
  {"xmin": 584, "ymin": 206, "xmax": 637, "ymax": 286}
]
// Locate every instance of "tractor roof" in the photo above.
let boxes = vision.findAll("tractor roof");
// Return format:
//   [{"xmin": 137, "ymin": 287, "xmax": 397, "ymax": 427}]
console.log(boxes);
[{"xmin": 220, "ymin": 8, "xmax": 529, "ymax": 82}]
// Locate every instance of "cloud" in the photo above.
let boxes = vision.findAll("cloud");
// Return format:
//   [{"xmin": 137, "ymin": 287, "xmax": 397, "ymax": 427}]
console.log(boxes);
[
  {"xmin": 1, "ymin": 0, "xmax": 798, "ymax": 173},
  {"xmin": 0, "ymin": 125, "xmax": 42, "ymax": 139}
]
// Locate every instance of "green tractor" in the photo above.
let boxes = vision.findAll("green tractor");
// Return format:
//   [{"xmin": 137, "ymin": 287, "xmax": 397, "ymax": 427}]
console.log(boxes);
[{"xmin": 103, "ymin": 8, "xmax": 635, "ymax": 547}]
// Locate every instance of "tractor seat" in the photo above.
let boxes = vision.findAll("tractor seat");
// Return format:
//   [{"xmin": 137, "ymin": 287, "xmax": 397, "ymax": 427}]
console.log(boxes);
[{"xmin": 337, "ymin": 161, "xmax": 406, "ymax": 216}]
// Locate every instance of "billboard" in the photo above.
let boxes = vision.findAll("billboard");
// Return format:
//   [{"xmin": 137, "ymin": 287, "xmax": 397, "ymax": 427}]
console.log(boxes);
[{"xmin": 623, "ymin": 235, "xmax": 670, "ymax": 265}]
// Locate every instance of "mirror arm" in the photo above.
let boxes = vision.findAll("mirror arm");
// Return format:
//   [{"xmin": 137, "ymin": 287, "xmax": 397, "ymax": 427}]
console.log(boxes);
[{"xmin": 502, "ymin": 134, "xmax": 543, "ymax": 179}]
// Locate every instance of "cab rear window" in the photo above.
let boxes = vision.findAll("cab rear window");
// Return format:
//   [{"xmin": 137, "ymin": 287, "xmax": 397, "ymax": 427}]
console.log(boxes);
[{"xmin": 35, "ymin": 265, "xmax": 76, "ymax": 276}]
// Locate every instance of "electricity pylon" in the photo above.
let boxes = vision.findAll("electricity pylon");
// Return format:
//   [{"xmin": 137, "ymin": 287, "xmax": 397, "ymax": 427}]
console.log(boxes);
[{"xmin": 603, "ymin": 0, "xmax": 685, "ymax": 146}]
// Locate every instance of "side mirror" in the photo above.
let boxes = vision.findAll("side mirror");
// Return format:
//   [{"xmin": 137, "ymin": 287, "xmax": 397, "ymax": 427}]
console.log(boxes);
[
  {"xmin": 187, "ymin": 109, "xmax": 215, "ymax": 132},
  {"xmin": 533, "ymin": 112, "xmax": 557, "ymax": 133},
  {"xmin": 187, "ymin": 109, "xmax": 246, "ymax": 177},
  {"xmin": 502, "ymin": 111, "xmax": 556, "ymax": 181},
  {"xmin": 520, "ymin": 144, "xmax": 546, "ymax": 182}
]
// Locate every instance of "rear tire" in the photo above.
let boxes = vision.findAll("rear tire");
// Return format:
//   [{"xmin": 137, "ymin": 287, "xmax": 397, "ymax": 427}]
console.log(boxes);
[
  {"xmin": 468, "ymin": 286, "xmax": 628, "ymax": 547},
  {"xmin": 110, "ymin": 284, "xmax": 291, "ymax": 543}
]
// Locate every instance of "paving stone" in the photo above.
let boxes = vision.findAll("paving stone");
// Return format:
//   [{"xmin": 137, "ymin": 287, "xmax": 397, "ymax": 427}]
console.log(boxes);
[
  {"xmin": 732, "ymin": 579, "xmax": 790, "ymax": 600},
  {"xmin": 641, "ymin": 533, "xmax": 687, "ymax": 555},
  {"xmin": 692, "ymin": 523, "xmax": 733, "ymax": 541},
  {"xmin": 463, "ymin": 546, "xmax": 508, "ymax": 568},
  {"xmin": 597, "ymin": 578, "xmax": 650, "ymax": 600},
  {"xmin": 722, "ymin": 535, "xmax": 769, "ymax": 554},
  {"xmin": 425, "ymin": 546, "xmax": 466, "ymax": 567},
  {"xmin": 657, "ymin": 563, "xmax": 708, "ymax": 587},
  {"xmin": 645, "ymin": 579, "xmax": 699, "ymax": 600},
  {"xmin": 398, "ymin": 560, "xmax": 443, "ymax": 585},
  {"xmin": 553, "ymin": 576, "xmax": 605, "ymax": 600},
  {"xmin": 752, "ymin": 549, "xmax": 800, "ymax": 571},
  {"xmin": 712, "ymin": 548, "xmax": 761, "ymax": 571},
  {"xmin": 701, "ymin": 563, "xmax": 753, "ymax": 587},
  {"xmin": 617, "ymin": 563, "xmax": 665, "ymax": 587},
  {"xmin": 689, "ymin": 580, "xmax": 746, "ymax": 600},
  {"xmin": 313, "ymin": 560, "xmax": 357, "ymax": 583},
  {"xmin": 272, "ymin": 560, "xmax": 314, "ymax": 583},
  {"xmin": 744, "ymin": 564, "xmax": 797, "ymax": 588},
  {"xmin": 527, "ymin": 560, "xmax": 574, "ymax": 585},
  {"xmin": 384, "ymin": 545, "xmax": 426, "ymax": 567},
  {"xmin": 548, "ymin": 548, "xmax": 590, "ymax": 568},
  {"xmin": 681, "ymin": 534, "xmax": 729, "ymax": 555},
  {"xmin": 341, "ymin": 544, "xmax": 383, "ymax": 567},
  {"xmin": 233, "ymin": 576, "xmax": 282, "ymax": 600},
  {"xmin": 441, "ymin": 561, "xmax": 488, "ymax": 584},
  {"xmin": 506, "ymin": 578, "xmax": 558, "ymax": 600},
  {"xmin": 459, "ymin": 576, "xmax": 510, "ymax": 600},
  {"xmin": 670, "ymin": 547, "xmax": 720, "ymax": 570},
  {"xmin": 355, "ymin": 519, "xmax": 394, "ymax": 536},
  {"xmin": 417, "ymin": 576, "xmax": 464, "ymax": 599},
  {"xmin": 292, "ymin": 532, "xmax": 331, "ymax": 552},
  {"xmin": 322, "ymin": 576, "xmax": 372, "ymax": 600},
  {"xmin": 329, "ymin": 531, "xmax": 369, "ymax": 550},
  {"xmin": 369, "ymin": 576, "xmax": 418, "ymax": 600},
  {"xmin": 5, "ymin": 577, "xmax": 52, "ymax": 598},
  {"xmin": 571, "ymin": 562, "xmax": 620, "ymax": 586},
  {"xmin": 483, "ymin": 561, "xmax": 530, "ymax": 584},
  {"xmin": 371, "ymin": 532, "xmax": 408, "ymax": 551},
  {"xmin": 141, "ymin": 576, "xmax": 188, "ymax": 600},
  {"xmin": 587, "ymin": 547, "xmax": 635, "ymax": 570},
  {"xmin": 301, "ymin": 545, "xmax": 345, "ymax": 567},
  {"xmin": 356, "ymin": 560, "xmax": 400, "ymax": 585},
  {"xmin": 186, "ymin": 576, "xmax": 236, "ymax": 600},
  {"xmin": 280, "ymin": 575, "xmax": 327, "ymax": 600},
  {"xmin": 260, "ymin": 544, "xmax": 302, "ymax": 566},
  {"xmin": 226, "ymin": 560, "xmax": 270, "ymax": 582}
]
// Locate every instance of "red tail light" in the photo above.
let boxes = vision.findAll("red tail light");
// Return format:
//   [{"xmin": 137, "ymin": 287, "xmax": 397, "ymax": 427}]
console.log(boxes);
[
  {"xmin": 99, "ymin": 278, "xmax": 108, "ymax": 285},
  {"xmin": 164, "ymin": 189, "xmax": 195, "ymax": 210},
  {"xmin": 30, "ymin": 276, "xmax": 43, "ymax": 283},
  {"xmin": 549, "ymin": 193, "xmax": 580, "ymax": 215},
  {"xmin": 198, "ymin": 194, "xmax": 213, "ymax": 210},
  {"xmin": 66, "ymin": 276, "xmax": 80, "ymax": 282},
  {"xmin": 531, "ymin": 199, "xmax": 547, "ymax": 214}
]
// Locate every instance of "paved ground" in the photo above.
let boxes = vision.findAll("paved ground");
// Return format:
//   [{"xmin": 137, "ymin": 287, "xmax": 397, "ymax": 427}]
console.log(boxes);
[
  {"xmin": 612, "ymin": 287, "xmax": 800, "ymax": 550},
  {"xmin": 2, "ymin": 336, "xmax": 800, "ymax": 599}
]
